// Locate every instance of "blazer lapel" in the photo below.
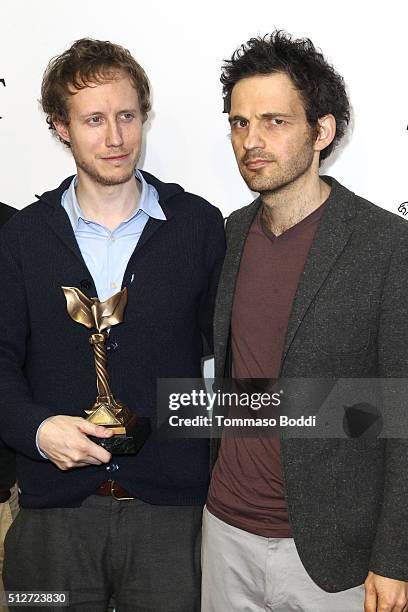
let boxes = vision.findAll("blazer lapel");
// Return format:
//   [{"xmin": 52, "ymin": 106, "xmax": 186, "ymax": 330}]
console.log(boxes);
[
  {"xmin": 281, "ymin": 179, "xmax": 356, "ymax": 365},
  {"xmin": 214, "ymin": 199, "xmax": 260, "ymax": 377}
]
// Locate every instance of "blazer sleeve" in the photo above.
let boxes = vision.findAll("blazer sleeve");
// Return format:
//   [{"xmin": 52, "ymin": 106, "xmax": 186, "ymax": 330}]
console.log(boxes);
[
  {"xmin": 368, "ymin": 224, "xmax": 408, "ymax": 580},
  {"xmin": 0, "ymin": 227, "xmax": 54, "ymax": 460}
]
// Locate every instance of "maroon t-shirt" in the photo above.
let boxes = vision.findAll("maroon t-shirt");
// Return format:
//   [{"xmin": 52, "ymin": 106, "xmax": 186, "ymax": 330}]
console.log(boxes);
[{"xmin": 207, "ymin": 199, "xmax": 328, "ymax": 537}]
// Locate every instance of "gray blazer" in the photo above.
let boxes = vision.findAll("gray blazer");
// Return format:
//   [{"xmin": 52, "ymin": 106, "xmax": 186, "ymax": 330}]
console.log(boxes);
[{"xmin": 211, "ymin": 177, "xmax": 408, "ymax": 591}]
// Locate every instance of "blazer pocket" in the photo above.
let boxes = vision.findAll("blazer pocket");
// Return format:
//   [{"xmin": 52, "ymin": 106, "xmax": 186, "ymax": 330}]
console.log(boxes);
[{"xmin": 314, "ymin": 296, "xmax": 370, "ymax": 355}]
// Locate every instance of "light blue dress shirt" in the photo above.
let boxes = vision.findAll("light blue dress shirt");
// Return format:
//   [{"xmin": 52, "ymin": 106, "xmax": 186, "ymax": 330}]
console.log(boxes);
[
  {"xmin": 62, "ymin": 169, "xmax": 166, "ymax": 301},
  {"xmin": 36, "ymin": 169, "xmax": 166, "ymax": 457}
]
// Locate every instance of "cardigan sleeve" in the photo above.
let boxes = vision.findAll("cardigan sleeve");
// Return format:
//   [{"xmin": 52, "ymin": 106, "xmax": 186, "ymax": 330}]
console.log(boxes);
[
  {"xmin": 198, "ymin": 206, "xmax": 226, "ymax": 357},
  {"xmin": 0, "ymin": 227, "xmax": 54, "ymax": 460}
]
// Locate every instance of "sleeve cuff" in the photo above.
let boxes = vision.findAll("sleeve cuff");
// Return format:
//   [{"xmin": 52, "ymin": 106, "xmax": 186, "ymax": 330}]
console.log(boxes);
[{"xmin": 35, "ymin": 418, "xmax": 52, "ymax": 459}]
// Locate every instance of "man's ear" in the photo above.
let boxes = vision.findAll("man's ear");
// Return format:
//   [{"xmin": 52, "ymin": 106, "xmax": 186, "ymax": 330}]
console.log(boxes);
[
  {"xmin": 314, "ymin": 114, "xmax": 336, "ymax": 153},
  {"xmin": 52, "ymin": 117, "xmax": 71, "ymax": 144}
]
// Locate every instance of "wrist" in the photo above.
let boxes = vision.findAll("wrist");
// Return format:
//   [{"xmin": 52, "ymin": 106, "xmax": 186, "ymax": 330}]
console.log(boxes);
[{"xmin": 36, "ymin": 416, "xmax": 54, "ymax": 458}]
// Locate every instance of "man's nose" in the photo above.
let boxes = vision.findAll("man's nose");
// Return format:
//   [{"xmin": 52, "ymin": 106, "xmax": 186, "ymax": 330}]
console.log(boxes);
[
  {"xmin": 243, "ymin": 123, "xmax": 264, "ymax": 151},
  {"xmin": 106, "ymin": 119, "xmax": 124, "ymax": 148}
]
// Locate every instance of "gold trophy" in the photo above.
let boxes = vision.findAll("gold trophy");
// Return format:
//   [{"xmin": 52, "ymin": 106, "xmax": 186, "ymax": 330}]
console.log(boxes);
[{"xmin": 62, "ymin": 286, "xmax": 151, "ymax": 454}]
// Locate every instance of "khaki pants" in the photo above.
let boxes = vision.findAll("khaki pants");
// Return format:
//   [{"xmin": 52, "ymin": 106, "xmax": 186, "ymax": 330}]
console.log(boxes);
[
  {"xmin": 202, "ymin": 506, "xmax": 365, "ymax": 612},
  {"xmin": 0, "ymin": 485, "xmax": 19, "ymax": 612}
]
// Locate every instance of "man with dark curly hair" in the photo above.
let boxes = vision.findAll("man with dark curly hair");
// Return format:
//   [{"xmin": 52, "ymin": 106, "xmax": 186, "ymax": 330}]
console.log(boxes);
[
  {"xmin": 203, "ymin": 31, "xmax": 408, "ymax": 612},
  {"xmin": 0, "ymin": 39, "xmax": 225, "ymax": 611}
]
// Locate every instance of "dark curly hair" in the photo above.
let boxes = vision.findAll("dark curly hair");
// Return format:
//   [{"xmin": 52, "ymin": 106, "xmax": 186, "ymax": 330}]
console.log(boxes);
[
  {"xmin": 221, "ymin": 31, "xmax": 350, "ymax": 161},
  {"xmin": 41, "ymin": 38, "xmax": 151, "ymax": 147}
]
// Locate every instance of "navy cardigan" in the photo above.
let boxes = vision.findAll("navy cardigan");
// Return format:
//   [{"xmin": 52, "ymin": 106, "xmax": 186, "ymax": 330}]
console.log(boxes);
[
  {"xmin": 0, "ymin": 172, "xmax": 225, "ymax": 508},
  {"xmin": 0, "ymin": 202, "xmax": 17, "ymax": 495}
]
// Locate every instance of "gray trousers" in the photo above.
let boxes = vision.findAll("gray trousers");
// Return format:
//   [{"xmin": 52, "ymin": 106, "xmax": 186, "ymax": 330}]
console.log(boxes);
[
  {"xmin": 3, "ymin": 495, "xmax": 202, "ymax": 612},
  {"xmin": 201, "ymin": 507, "xmax": 365, "ymax": 612}
]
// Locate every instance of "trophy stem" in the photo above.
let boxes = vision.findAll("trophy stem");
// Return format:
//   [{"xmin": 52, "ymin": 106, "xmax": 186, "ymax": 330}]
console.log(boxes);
[
  {"xmin": 89, "ymin": 332, "xmax": 113, "ymax": 401},
  {"xmin": 62, "ymin": 286, "xmax": 151, "ymax": 454}
]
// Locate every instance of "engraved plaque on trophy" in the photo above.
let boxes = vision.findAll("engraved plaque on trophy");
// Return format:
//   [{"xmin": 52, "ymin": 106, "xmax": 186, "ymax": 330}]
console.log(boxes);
[{"xmin": 62, "ymin": 286, "xmax": 151, "ymax": 454}]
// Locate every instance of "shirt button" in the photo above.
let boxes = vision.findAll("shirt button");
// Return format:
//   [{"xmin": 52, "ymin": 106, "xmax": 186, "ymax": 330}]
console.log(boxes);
[
  {"xmin": 110, "ymin": 236, "xmax": 116, "ymax": 242},
  {"xmin": 111, "ymin": 282, "xmax": 117, "ymax": 289},
  {"xmin": 106, "ymin": 340, "xmax": 119, "ymax": 351},
  {"xmin": 106, "ymin": 463, "xmax": 119, "ymax": 473}
]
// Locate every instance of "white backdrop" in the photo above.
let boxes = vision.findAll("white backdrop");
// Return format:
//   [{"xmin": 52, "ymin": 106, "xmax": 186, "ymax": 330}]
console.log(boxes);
[{"xmin": 1, "ymin": 0, "xmax": 407, "ymax": 216}]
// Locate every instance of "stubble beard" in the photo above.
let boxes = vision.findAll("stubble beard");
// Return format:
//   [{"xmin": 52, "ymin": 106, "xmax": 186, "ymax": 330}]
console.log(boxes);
[
  {"xmin": 239, "ymin": 138, "xmax": 315, "ymax": 197},
  {"xmin": 75, "ymin": 157, "xmax": 136, "ymax": 187},
  {"xmin": 70, "ymin": 140, "xmax": 138, "ymax": 187}
]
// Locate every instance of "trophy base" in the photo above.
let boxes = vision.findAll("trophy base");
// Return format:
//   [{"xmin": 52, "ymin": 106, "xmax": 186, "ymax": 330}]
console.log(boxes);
[{"xmin": 90, "ymin": 416, "xmax": 151, "ymax": 455}]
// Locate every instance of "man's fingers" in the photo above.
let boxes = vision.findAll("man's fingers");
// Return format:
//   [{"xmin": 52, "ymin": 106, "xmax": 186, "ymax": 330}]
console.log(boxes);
[
  {"xmin": 377, "ymin": 602, "xmax": 403, "ymax": 612},
  {"xmin": 58, "ymin": 447, "xmax": 110, "ymax": 470},
  {"xmin": 38, "ymin": 415, "xmax": 113, "ymax": 469},
  {"xmin": 364, "ymin": 584, "xmax": 377, "ymax": 612},
  {"xmin": 85, "ymin": 441, "xmax": 112, "ymax": 465},
  {"xmin": 64, "ymin": 460, "xmax": 97, "ymax": 469},
  {"xmin": 369, "ymin": 591, "xmax": 408, "ymax": 612},
  {"xmin": 77, "ymin": 419, "xmax": 114, "ymax": 439},
  {"xmin": 68, "ymin": 456, "xmax": 105, "ymax": 468},
  {"xmin": 70, "ymin": 434, "xmax": 112, "ymax": 465},
  {"xmin": 364, "ymin": 572, "xmax": 408, "ymax": 612},
  {"xmin": 388, "ymin": 600, "xmax": 408, "ymax": 612}
]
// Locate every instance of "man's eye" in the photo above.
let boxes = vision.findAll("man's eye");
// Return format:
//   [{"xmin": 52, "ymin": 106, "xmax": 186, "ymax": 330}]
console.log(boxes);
[
  {"xmin": 120, "ymin": 113, "xmax": 135, "ymax": 121},
  {"xmin": 271, "ymin": 118, "xmax": 285, "ymax": 126},
  {"xmin": 232, "ymin": 119, "xmax": 248, "ymax": 129},
  {"xmin": 87, "ymin": 116, "xmax": 102, "ymax": 125}
]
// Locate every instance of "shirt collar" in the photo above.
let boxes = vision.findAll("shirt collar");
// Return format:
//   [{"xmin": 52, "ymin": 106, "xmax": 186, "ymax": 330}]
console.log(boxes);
[
  {"xmin": 62, "ymin": 168, "xmax": 166, "ymax": 230},
  {"xmin": 135, "ymin": 169, "xmax": 166, "ymax": 221}
]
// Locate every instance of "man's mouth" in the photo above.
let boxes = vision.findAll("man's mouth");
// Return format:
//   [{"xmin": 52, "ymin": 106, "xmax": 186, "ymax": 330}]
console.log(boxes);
[
  {"xmin": 244, "ymin": 158, "xmax": 272, "ymax": 170},
  {"xmin": 100, "ymin": 153, "xmax": 130, "ymax": 162}
]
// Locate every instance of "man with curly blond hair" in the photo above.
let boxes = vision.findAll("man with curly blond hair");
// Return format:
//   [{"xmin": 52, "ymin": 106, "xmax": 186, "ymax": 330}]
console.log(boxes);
[{"xmin": 0, "ymin": 39, "xmax": 225, "ymax": 611}]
